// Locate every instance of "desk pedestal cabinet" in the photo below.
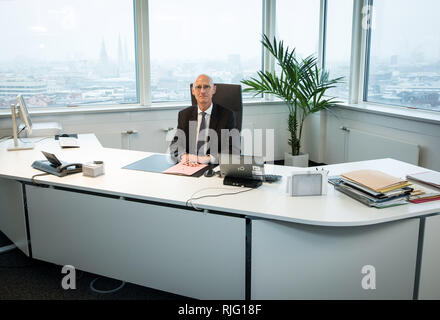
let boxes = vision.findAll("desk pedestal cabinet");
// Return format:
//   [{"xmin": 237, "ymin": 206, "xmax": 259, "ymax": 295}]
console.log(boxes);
[
  {"xmin": 418, "ymin": 214, "xmax": 440, "ymax": 299},
  {"xmin": 251, "ymin": 219, "xmax": 419, "ymax": 299},
  {"xmin": 0, "ymin": 178, "xmax": 29, "ymax": 256},
  {"xmin": 1, "ymin": 139, "xmax": 440, "ymax": 299},
  {"xmin": 25, "ymin": 185, "xmax": 246, "ymax": 300},
  {"xmin": 1, "ymin": 177, "xmax": 440, "ymax": 299}
]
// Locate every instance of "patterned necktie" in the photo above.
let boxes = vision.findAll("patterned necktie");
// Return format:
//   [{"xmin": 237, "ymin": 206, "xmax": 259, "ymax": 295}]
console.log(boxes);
[{"xmin": 197, "ymin": 112, "xmax": 207, "ymax": 156}]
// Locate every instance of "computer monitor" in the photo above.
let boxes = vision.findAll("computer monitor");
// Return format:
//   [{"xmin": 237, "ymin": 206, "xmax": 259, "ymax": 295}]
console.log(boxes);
[
  {"xmin": 17, "ymin": 94, "xmax": 33, "ymax": 136},
  {"xmin": 6, "ymin": 94, "xmax": 34, "ymax": 151}
]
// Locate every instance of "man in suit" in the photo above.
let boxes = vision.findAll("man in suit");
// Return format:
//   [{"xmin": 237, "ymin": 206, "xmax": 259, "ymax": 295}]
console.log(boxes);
[{"xmin": 170, "ymin": 74, "xmax": 239, "ymax": 164}]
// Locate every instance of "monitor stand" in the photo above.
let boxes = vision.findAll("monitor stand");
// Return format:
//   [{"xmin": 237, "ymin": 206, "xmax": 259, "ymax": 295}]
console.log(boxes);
[
  {"xmin": 7, "ymin": 104, "xmax": 34, "ymax": 151},
  {"xmin": 7, "ymin": 140, "xmax": 35, "ymax": 151}
]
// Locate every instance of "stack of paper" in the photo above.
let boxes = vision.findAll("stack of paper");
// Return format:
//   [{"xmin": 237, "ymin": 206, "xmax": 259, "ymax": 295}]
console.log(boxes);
[
  {"xmin": 408, "ymin": 182, "xmax": 440, "ymax": 204},
  {"xmin": 406, "ymin": 171, "xmax": 440, "ymax": 189},
  {"xmin": 329, "ymin": 170, "xmax": 413, "ymax": 208},
  {"xmin": 163, "ymin": 162, "xmax": 208, "ymax": 176},
  {"xmin": 341, "ymin": 170, "xmax": 411, "ymax": 193}
]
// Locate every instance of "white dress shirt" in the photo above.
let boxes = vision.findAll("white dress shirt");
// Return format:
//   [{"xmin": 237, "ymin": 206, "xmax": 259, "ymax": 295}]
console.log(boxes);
[
  {"xmin": 196, "ymin": 103, "xmax": 213, "ymax": 144},
  {"xmin": 196, "ymin": 103, "xmax": 215, "ymax": 163}
]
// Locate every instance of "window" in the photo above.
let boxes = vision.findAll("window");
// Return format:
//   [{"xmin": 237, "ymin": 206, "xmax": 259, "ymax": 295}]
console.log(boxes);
[
  {"xmin": 275, "ymin": 0, "xmax": 321, "ymax": 59},
  {"xmin": 0, "ymin": 0, "xmax": 137, "ymax": 109},
  {"xmin": 324, "ymin": 0, "xmax": 353, "ymax": 100},
  {"xmin": 148, "ymin": 0, "xmax": 262, "ymax": 102},
  {"xmin": 1, "ymin": 1, "xmax": 437, "ymax": 114},
  {"xmin": 365, "ymin": 0, "xmax": 440, "ymax": 111}
]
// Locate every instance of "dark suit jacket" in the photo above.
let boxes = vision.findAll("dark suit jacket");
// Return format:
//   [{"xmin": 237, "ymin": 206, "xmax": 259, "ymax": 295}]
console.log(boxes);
[{"xmin": 170, "ymin": 103, "xmax": 239, "ymax": 161}]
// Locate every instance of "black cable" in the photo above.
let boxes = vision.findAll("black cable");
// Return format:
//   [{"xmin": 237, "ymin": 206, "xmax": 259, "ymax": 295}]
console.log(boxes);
[
  {"xmin": 186, "ymin": 187, "xmax": 254, "ymax": 210},
  {"xmin": 90, "ymin": 277, "xmax": 126, "ymax": 294},
  {"xmin": 16, "ymin": 127, "xmax": 51, "ymax": 144},
  {"xmin": 19, "ymin": 136, "xmax": 52, "ymax": 144},
  {"xmin": 31, "ymin": 172, "xmax": 50, "ymax": 185},
  {"xmin": 191, "ymin": 188, "xmax": 254, "ymax": 201},
  {"xmin": 17, "ymin": 127, "xmax": 25, "ymax": 136},
  {"xmin": 0, "ymin": 127, "xmax": 24, "ymax": 143},
  {"xmin": 0, "ymin": 135, "xmax": 12, "ymax": 142}
]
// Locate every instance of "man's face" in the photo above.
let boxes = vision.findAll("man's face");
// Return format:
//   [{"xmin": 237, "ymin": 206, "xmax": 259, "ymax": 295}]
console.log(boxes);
[{"xmin": 192, "ymin": 75, "xmax": 216, "ymax": 108}]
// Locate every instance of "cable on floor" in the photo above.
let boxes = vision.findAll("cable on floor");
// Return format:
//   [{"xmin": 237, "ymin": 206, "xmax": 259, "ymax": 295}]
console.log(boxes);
[{"xmin": 89, "ymin": 277, "xmax": 126, "ymax": 294}]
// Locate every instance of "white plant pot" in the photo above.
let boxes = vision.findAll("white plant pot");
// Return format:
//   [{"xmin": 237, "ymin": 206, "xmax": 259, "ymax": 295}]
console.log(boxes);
[{"xmin": 284, "ymin": 152, "xmax": 309, "ymax": 167}]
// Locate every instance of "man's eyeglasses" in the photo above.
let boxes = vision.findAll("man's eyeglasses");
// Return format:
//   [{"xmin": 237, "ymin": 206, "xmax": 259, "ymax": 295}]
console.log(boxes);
[{"xmin": 194, "ymin": 85, "xmax": 211, "ymax": 91}]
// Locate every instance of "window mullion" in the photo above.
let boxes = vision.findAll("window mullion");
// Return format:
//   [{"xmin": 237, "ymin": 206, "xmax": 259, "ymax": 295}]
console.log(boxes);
[
  {"xmin": 318, "ymin": 0, "xmax": 327, "ymax": 70},
  {"xmin": 262, "ymin": 0, "xmax": 276, "ymax": 101},
  {"xmin": 135, "ymin": 0, "xmax": 151, "ymax": 106},
  {"xmin": 349, "ymin": 0, "xmax": 369, "ymax": 104}
]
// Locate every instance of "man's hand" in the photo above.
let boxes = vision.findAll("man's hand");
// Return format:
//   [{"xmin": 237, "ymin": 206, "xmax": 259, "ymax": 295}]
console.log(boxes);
[
  {"xmin": 196, "ymin": 155, "xmax": 211, "ymax": 164},
  {"xmin": 180, "ymin": 154, "xmax": 198, "ymax": 167},
  {"xmin": 180, "ymin": 153, "xmax": 196, "ymax": 163},
  {"xmin": 180, "ymin": 154, "xmax": 211, "ymax": 166}
]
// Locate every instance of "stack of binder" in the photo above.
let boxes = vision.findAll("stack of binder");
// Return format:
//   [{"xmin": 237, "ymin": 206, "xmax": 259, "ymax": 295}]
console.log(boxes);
[
  {"xmin": 405, "ymin": 171, "xmax": 440, "ymax": 203},
  {"xmin": 329, "ymin": 169, "xmax": 413, "ymax": 208},
  {"xmin": 406, "ymin": 171, "xmax": 440, "ymax": 189},
  {"xmin": 407, "ymin": 183, "xmax": 440, "ymax": 204}
]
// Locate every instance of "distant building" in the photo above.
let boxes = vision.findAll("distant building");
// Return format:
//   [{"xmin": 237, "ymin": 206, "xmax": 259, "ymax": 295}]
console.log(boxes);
[
  {"xmin": 97, "ymin": 39, "xmax": 118, "ymax": 78},
  {"xmin": 0, "ymin": 78, "xmax": 47, "ymax": 96}
]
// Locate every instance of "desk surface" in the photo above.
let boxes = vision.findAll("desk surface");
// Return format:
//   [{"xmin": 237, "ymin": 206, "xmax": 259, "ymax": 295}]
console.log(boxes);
[{"xmin": 1, "ymin": 134, "xmax": 439, "ymax": 227}]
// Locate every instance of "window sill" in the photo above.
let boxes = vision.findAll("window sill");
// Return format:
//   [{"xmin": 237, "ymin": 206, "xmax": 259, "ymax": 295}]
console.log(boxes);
[
  {"xmin": 0, "ymin": 99, "xmax": 438, "ymax": 126},
  {"xmin": 0, "ymin": 98, "xmax": 278, "ymax": 118},
  {"xmin": 0, "ymin": 103, "xmax": 184, "ymax": 118},
  {"xmin": 335, "ymin": 102, "xmax": 440, "ymax": 125}
]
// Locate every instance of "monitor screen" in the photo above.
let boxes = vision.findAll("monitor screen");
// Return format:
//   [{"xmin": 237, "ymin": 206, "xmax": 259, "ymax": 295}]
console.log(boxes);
[{"xmin": 16, "ymin": 94, "xmax": 33, "ymax": 135}]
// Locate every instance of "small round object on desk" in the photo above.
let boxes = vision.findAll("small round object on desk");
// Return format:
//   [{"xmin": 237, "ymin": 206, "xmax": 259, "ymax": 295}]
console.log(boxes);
[{"xmin": 204, "ymin": 168, "xmax": 216, "ymax": 177}]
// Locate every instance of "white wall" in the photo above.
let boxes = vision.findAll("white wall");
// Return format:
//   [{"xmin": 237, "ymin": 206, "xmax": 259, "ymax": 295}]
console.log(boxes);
[
  {"xmin": 1, "ymin": 104, "xmax": 439, "ymax": 171},
  {"xmin": 0, "ymin": 103, "xmax": 291, "ymax": 160},
  {"xmin": 304, "ymin": 106, "xmax": 440, "ymax": 171}
]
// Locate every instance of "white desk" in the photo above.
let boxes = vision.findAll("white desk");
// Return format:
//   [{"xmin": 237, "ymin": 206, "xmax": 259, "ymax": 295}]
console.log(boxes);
[{"xmin": 1, "ymin": 134, "xmax": 439, "ymax": 299}]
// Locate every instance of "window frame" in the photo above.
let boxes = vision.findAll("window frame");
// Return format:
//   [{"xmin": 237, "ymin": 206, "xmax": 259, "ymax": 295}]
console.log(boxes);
[{"xmin": 0, "ymin": 0, "xmax": 438, "ymax": 120}]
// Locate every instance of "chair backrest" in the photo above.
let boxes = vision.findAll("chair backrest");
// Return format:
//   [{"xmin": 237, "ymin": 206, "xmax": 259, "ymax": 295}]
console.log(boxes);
[{"xmin": 190, "ymin": 83, "xmax": 243, "ymax": 131}]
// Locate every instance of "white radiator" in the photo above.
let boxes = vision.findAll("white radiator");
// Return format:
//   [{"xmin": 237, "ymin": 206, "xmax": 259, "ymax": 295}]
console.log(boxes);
[{"xmin": 343, "ymin": 128, "xmax": 420, "ymax": 165}]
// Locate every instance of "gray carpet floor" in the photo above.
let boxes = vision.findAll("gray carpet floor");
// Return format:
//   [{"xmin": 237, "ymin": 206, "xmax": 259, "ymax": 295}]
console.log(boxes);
[{"xmin": 0, "ymin": 231, "xmax": 190, "ymax": 300}]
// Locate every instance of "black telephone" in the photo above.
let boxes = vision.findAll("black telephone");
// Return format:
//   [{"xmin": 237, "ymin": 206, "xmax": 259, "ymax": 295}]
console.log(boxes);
[{"xmin": 32, "ymin": 151, "xmax": 83, "ymax": 177}]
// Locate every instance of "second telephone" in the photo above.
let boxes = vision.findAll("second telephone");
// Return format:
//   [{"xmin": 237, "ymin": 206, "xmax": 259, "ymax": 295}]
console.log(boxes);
[{"xmin": 32, "ymin": 151, "xmax": 82, "ymax": 177}]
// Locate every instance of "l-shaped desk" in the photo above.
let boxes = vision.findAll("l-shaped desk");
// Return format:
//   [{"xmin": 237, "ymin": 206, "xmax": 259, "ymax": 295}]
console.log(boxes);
[{"xmin": 1, "ymin": 134, "xmax": 439, "ymax": 299}]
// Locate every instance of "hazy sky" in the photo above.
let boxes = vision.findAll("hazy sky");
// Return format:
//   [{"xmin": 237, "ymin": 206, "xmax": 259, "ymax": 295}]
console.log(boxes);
[
  {"xmin": 148, "ymin": 0, "xmax": 261, "ymax": 62},
  {"xmin": 276, "ymin": 0, "xmax": 321, "ymax": 58},
  {"xmin": 0, "ymin": 0, "xmax": 135, "ymax": 62},
  {"xmin": 371, "ymin": 0, "xmax": 440, "ymax": 62},
  {"xmin": 0, "ymin": 0, "xmax": 439, "ymax": 64}
]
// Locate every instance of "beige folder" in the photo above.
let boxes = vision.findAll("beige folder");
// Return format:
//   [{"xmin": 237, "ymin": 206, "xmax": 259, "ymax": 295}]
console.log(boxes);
[{"xmin": 341, "ymin": 169, "xmax": 408, "ymax": 193}]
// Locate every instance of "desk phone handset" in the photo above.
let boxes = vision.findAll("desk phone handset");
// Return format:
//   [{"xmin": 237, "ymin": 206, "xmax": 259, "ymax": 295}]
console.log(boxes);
[
  {"xmin": 31, "ymin": 151, "xmax": 83, "ymax": 177},
  {"xmin": 56, "ymin": 163, "xmax": 83, "ymax": 174}
]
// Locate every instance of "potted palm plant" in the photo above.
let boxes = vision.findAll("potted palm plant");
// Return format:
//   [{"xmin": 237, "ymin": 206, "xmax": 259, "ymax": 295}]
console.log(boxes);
[{"xmin": 242, "ymin": 35, "xmax": 343, "ymax": 167}]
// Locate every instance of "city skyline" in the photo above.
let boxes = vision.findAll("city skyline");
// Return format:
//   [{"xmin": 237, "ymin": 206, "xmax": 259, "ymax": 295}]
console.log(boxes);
[{"xmin": 1, "ymin": 52, "xmax": 439, "ymax": 111}]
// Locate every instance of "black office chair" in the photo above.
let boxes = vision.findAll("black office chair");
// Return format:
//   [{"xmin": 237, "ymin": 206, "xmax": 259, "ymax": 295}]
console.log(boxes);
[{"xmin": 190, "ymin": 83, "xmax": 243, "ymax": 131}]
